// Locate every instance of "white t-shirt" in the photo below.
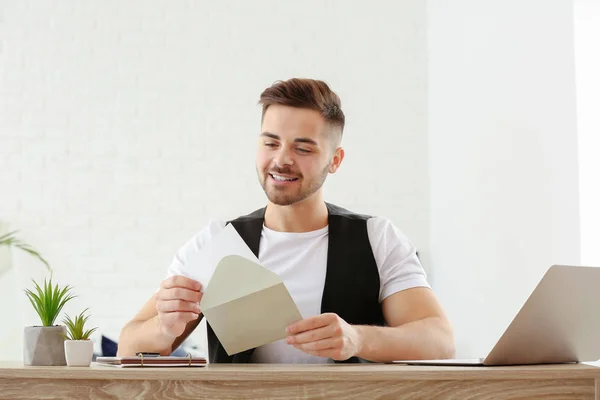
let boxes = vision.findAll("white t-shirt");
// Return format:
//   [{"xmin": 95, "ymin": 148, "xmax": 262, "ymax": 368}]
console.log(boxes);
[{"xmin": 165, "ymin": 215, "xmax": 430, "ymax": 364}]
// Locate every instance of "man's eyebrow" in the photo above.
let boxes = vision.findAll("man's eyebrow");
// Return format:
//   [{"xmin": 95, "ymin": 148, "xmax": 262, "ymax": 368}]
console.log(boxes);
[
  {"xmin": 294, "ymin": 137, "xmax": 319, "ymax": 146},
  {"xmin": 261, "ymin": 132, "xmax": 280, "ymax": 140},
  {"xmin": 260, "ymin": 132, "xmax": 319, "ymax": 146}
]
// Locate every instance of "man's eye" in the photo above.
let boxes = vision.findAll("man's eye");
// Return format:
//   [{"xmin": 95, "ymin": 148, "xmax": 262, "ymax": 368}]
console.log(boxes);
[
  {"xmin": 297, "ymin": 148, "xmax": 311, "ymax": 153},
  {"xmin": 264, "ymin": 143, "xmax": 277, "ymax": 147}
]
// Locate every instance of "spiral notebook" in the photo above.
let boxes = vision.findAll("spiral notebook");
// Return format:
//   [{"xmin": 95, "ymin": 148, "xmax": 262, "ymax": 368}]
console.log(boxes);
[{"xmin": 95, "ymin": 354, "xmax": 207, "ymax": 368}]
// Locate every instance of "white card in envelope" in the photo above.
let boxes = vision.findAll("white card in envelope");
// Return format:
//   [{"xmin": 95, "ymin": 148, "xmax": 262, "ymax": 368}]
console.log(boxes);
[{"xmin": 180, "ymin": 223, "xmax": 260, "ymax": 290}]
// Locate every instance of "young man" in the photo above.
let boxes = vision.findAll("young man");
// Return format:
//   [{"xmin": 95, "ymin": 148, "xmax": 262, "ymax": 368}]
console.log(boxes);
[{"xmin": 118, "ymin": 78, "xmax": 455, "ymax": 363}]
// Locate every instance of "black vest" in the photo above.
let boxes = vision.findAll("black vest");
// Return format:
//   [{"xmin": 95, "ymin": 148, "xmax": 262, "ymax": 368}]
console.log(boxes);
[{"xmin": 206, "ymin": 202, "xmax": 386, "ymax": 363}]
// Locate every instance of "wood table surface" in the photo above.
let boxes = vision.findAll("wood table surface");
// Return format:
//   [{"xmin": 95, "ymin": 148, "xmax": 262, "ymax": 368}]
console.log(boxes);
[{"xmin": 1, "ymin": 360, "xmax": 599, "ymax": 399}]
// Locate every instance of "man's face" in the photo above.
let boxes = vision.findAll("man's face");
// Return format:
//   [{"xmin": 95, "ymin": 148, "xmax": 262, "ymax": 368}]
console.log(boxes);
[{"xmin": 256, "ymin": 105, "xmax": 343, "ymax": 206}]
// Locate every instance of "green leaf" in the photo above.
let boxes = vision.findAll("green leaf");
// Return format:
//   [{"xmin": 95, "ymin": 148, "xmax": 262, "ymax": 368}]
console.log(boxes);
[
  {"xmin": 63, "ymin": 308, "xmax": 97, "ymax": 340},
  {"xmin": 23, "ymin": 276, "xmax": 76, "ymax": 327},
  {"xmin": 0, "ymin": 230, "xmax": 52, "ymax": 272}
]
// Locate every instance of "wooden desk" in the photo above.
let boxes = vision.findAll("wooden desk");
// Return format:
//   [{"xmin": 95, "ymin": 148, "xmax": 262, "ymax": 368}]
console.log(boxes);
[{"xmin": 1, "ymin": 361, "xmax": 599, "ymax": 399}]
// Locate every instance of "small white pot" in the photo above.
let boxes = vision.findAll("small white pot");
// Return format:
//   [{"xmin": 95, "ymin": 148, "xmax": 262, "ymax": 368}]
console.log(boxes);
[{"xmin": 64, "ymin": 340, "xmax": 94, "ymax": 367}]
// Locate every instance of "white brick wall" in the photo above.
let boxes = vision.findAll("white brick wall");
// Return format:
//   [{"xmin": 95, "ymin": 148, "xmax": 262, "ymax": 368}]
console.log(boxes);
[
  {"xmin": 0, "ymin": 1, "xmax": 428, "ymax": 358},
  {"xmin": 429, "ymin": 0, "xmax": 580, "ymax": 358}
]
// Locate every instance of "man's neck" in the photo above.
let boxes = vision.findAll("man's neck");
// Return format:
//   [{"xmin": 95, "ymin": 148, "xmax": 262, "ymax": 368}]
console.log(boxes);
[{"xmin": 264, "ymin": 196, "xmax": 328, "ymax": 233}]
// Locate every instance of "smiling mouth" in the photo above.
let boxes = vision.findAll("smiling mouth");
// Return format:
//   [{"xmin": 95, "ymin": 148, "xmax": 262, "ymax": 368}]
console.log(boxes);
[{"xmin": 269, "ymin": 173, "xmax": 299, "ymax": 182}]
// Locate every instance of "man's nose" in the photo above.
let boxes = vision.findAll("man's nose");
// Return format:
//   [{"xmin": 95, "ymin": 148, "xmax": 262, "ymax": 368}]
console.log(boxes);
[{"xmin": 273, "ymin": 147, "xmax": 294, "ymax": 167}]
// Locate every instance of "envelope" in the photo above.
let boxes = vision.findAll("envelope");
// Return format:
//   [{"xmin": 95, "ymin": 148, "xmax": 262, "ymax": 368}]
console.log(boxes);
[{"xmin": 199, "ymin": 254, "xmax": 303, "ymax": 356}]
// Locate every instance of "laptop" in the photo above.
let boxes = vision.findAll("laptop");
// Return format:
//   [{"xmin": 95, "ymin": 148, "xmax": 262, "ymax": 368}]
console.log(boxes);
[{"xmin": 396, "ymin": 265, "xmax": 600, "ymax": 366}]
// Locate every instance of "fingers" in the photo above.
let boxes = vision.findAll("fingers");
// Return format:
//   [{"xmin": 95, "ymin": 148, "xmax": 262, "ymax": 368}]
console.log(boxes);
[
  {"xmin": 292, "ymin": 337, "xmax": 342, "ymax": 352},
  {"xmin": 287, "ymin": 313, "xmax": 336, "ymax": 335},
  {"xmin": 161, "ymin": 275, "xmax": 202, "ymax": 292},
  {"xmin": 156, "ymin": 276, "xmax": 203, "ymax": 338},
  {"xmin": 157, "ymin": 299, "xmax": 201, "ymax": 314},
  {"xmin": 287, "ymin": 324, "xmax": 340, "ymax": 345},
  {"xmin": 291, "ymin": 339, "xmax": 350, "ymax": 361},
  {"xmin": 157, "ymin": 287, "xmax": 203, "ymax": 303},
  {"xmin": 286, "ymin": 313, "xmax": 357, "ymax": 361}
]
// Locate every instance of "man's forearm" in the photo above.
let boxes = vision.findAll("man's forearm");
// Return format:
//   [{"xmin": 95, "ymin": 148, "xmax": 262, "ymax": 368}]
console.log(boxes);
[
  {"xmin": 117, "ymin": 316, "xmax": 176, "ymax": 357},
  {"xmin": 355, "ymin": 317, "xmax": 455, "ymax": 363}
]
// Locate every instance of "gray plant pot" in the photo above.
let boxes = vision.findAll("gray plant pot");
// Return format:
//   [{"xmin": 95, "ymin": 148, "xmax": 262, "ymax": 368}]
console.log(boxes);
[{"xmin": 23, "ymin": 326, "xmax": 67, "ymax": 366}]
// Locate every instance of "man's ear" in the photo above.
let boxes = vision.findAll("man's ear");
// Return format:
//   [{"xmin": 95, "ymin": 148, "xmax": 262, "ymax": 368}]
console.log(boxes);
[{"xmin": 329, "ymin": 147, "xmax": 345, "ymax": 174}]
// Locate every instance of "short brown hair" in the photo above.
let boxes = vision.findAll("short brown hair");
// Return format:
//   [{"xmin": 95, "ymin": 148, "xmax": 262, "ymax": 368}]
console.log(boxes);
[{"xmin": 258, "ymin": 78, "xmax": 345, "ymax": 137}]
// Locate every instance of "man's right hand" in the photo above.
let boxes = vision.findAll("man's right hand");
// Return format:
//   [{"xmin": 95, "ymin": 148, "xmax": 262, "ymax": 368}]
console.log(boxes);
[{"xmin": 155, "ymin": 276, "xmax": 203, "ymax": 338}]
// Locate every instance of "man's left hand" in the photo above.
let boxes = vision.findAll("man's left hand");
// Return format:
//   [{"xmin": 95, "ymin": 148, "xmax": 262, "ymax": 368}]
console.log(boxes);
[{"xmin": 285, "ymin": 313, "xmax": 362, "ymax": 360}]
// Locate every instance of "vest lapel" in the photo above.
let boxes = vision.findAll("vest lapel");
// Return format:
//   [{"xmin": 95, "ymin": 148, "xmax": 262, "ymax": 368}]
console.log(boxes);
[{"xmin": 226, "ymin": 207, "xmax": 266, "ymax": 363}]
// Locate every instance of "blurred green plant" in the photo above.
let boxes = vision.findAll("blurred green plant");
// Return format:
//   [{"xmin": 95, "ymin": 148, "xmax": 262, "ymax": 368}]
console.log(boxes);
[{"xmin": 0, "ymin": 230, "xmax": 52, "ymax": 272}]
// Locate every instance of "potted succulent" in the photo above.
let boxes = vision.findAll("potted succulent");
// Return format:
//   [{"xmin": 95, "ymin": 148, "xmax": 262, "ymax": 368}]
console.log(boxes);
[
  {"xmin": 23, "ymin": 276, "xmax": 76, "ymax": 366},
  {"xmin": 62, "ymin": 309, "xmax": 97, "ymax": 367}
]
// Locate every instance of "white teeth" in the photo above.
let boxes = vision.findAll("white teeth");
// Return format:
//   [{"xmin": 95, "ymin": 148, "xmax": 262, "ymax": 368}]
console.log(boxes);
[{"xmin": 271, "ymin": 174, "xmax": 296, "ymax": 182}]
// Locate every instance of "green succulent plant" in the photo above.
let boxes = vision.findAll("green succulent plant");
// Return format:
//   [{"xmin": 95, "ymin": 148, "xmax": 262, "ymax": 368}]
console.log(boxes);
[
  {"xmin": 0, "ymin": 230, "xmax": 52, "ymax": 272},
  {"xmin": 24, "ymin": 276, "xmax": 76, "ymax": 326},
  {"xmin": 63, "ymin": 308, "xmax": 97, "ymax": 340}
]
